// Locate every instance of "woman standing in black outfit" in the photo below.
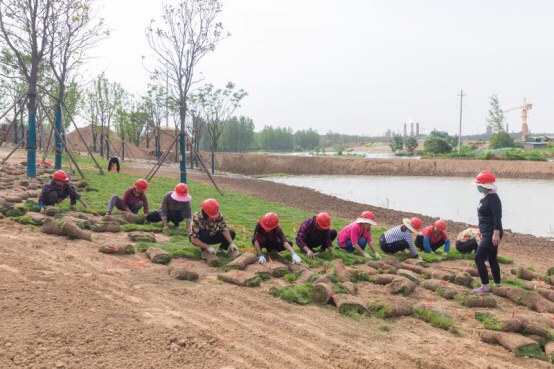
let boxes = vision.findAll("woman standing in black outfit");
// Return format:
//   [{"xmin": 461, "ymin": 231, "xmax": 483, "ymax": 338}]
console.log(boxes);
[{"xmin": 472, "ymin": 170, "xmax": 503, "ymax": 294}]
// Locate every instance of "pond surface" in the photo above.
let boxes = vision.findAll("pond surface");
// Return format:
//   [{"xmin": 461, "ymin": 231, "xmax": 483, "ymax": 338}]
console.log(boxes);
[{"xmin": 265, "ymin": 175, "xmax": 554, "ymax": 237}]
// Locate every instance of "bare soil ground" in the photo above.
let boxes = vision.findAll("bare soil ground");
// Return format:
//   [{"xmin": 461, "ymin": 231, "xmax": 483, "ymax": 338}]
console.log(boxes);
[{"xmin": 1, "ymin": 148, "xmax": 554, "ymax": 368}]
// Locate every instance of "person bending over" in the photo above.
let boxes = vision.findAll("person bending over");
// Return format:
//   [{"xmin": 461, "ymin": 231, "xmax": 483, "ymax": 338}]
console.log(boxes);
[
  {"xmin": 295, "ymin": 212, "xmax": 337, "ymax": 259},
  {"xmin": 106, "ymin": 179, "xmax": 149, "ymax": 215},
  {"xmin": 456, "ymin": 228, "xmax": 481, "ymax": 254},
  {"xmin": 415, "ymin": 220, "xmax": 451, "ymax": 253},
  {"xmin": 39, "ymin": 170, "xmax": 87, "ymax": 213},
  {"xmin": 190, "ymin": 198, "xmax": 238, "ymax": 256},
  {"xmin": 253, "ymin": 212, "xmax": 302, "ymax": 264},
  {"xmin": 379, "ymin": 218, "xmax": 423, "ymax": 260},
  {"xmin": 338, "ymin": 211, "xmax": 381, "ymax": 259},
  {"xmin": 146, "ymin": 183, "xmax": 192, "ymax": 233}
]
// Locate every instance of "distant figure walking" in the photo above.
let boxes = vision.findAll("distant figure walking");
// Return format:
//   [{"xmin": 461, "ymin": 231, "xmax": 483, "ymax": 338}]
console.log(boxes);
[{"xmin": 108, "ymin": 156, "xmax": 120, "ymax": 172}]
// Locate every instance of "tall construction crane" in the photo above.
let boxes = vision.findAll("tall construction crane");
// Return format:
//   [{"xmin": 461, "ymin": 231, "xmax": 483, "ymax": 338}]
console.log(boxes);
[{"xmin": 503, "ymin": 97, "xmax": 532, "ymax": 141}]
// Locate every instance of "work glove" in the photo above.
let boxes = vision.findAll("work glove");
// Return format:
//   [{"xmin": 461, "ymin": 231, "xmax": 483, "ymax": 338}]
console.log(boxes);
[
  {"xmin": 40, "ymin": 207, "xmax": 45, "ymax": 214},
  {"xmin": 258, "ymin": 255, "xmax": 267, "ymax": 264},
  {"xmin": 207, "ymin": 246, "xmax": 216, "ymax": 254},
  {"xmin": 291, "ymin": 253, "xmax": 302, "ymax": 264},
  {"xmin": 229, "ymin": 243, "xmax": 238, "ymax": 252},
  {"xmin": 444, "ymin": 239, "xmax": 451, "ymax": 253}
]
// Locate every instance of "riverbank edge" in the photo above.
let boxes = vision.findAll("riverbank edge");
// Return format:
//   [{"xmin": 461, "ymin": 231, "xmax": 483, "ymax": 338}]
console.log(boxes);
[{"xmin": 212, "ymin": 152, "xmax": 554, "ymax": 180}]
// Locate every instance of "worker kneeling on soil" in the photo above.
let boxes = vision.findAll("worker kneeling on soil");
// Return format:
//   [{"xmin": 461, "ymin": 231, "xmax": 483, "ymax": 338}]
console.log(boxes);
[
  {"xmin": 415, "ymin": 220, "xmax": 451, "ymax": 253},
  {"xmin": 455, "ymin": 228, "xmax": 481, "ymax": 254},
  {"xmin": 146, "ymin": 183, "xmax": 192, "ymax": 233},
  {"xmin": 190, "ymin": 198, "xmax": 238, "ymax": 255},
  {"xmin": 253, "ymin": 212, "xmax": 302, "ymax": 264},
  {"xmin": 295, "ymin": 212, "xmax": 337, "ymax": 259},
  {"xmin": 338, "ymin": 211, "xmax": 381, "ymax": 259},
  {"xmin": 379, "ymin": 218, "xmax": 423, "ymax": 260},
  {"xmin": 39, "ymin": 170, "xmax": 87, "ymax": 213},
  {"xmin": 106, "ymin": 179, "xmax": 149, "ymax": 215}
]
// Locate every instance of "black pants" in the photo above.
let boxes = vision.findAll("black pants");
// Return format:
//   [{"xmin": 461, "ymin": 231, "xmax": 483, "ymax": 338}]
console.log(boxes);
[
  {"xmin": 415, "ymin": 235, "xmax": 445, "ymax": 252},
  {"xmin": 146, "ymin": 210, "xmax": 184, "ymax": 227},
  {"xmin": 193, "ymin": 229, "xmax": 236, "ymax": 250},
  {"xmin": 456, "ymin": 240, "xmax": 478, "ymax": 254},
  {"xmin": 299, "ymin": 230, "xmax": 337, "ymax": 251},
  {"xmin": 107, "ymin": 195, "xmax": 143, "ymax": 214},
  {"xmin": 379, "ymin": 234, "xmax": 409, "ymax": 254},
  {"xmin": 475, "ymin": 232, "xmax": 503, "ymax": 285},
  {"xmin": 43, "ymin": 191, "xmax": 76, "ymax": 206},
  {"xmin": 254, "ymin": 238, "xmax": 286, "ymax": 253},
  {"xmin": 108, "ymin": 157, "xmax": 120, "ymax": 172}
]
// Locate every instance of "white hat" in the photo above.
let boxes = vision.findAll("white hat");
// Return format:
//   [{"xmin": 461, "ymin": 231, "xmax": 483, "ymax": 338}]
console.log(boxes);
[
  {"xmin": 474, "ymin": 182, "xmax": 497, "ymax": 191},
  {"xmin": 403, "ymin": 218, "xmax": 422, "ymax": 235},
  {"xmin": 356, "ymin": 217, "xmax": 377, "ymax": 225}
]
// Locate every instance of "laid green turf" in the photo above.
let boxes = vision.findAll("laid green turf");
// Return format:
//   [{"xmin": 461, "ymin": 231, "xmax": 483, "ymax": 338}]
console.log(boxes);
[
  {"xmin": 339, "ymin": 305, "xmax": 368, "ymax": 321},
  {"xmin": 269, "ymin": 283, "xmax": 313, "ymax": 305},
  {"xmin": 515, "ymin": 345, "xmax": 545, "ymax": 360},
  {"xmin": 413, "ymin": 308, "xmax": 460, "ymax": 335},
  {"xmin": 474, "ymin": 312, "xmax": 503, "ymax": 331},
  {"xmin": 502, "ymin": 280, "xmax": 526, "ymax": 289}
]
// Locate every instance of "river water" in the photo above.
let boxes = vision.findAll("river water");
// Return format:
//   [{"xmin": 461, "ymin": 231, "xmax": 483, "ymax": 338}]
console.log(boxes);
[{"xmin": 265, "ymin": 175, "xmax": 554, "ymax": 238}]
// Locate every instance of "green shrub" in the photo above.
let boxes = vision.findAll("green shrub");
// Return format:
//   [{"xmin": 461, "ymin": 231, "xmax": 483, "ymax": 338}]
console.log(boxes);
[
  {"xmin": 424, "ymin": 136, "xmax": 452, "ymax": 154},
  {"xmin": 489, "ymin": 132, "xmax": 515, "ymax": 149}
]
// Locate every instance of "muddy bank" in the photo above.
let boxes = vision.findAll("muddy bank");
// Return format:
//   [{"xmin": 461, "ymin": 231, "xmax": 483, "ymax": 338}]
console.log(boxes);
[{"xmin": 214, "ymin": 152, "xmax": 554, "ymax": 179}]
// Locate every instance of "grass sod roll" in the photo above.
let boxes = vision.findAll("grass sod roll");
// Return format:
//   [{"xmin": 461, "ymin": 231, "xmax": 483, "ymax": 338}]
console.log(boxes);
[
  {"xmin": 218, "ymin": 270, "xmax": 261, "ymax": 287},
  {"xmin": 480, "ymin": 331, "xmax": 544, "ymax": 359},
  {"xmin": 368, "ymin": 274, "xmax": 397, "ymax": 285},
  {"xmin": 128, "ymin": 232, "xmax": 157, "ymax": 243},
  {"xmin": 342, "ymin": 281, "xmax": 358, "ymax": 295},
  {"xmin": 387, "ymin": 276, "xmax": 417, "ymax": 295},
  {"xmin": 245, "ymin": 263, "xmax": 272, "ymax": 280},
  {"xmin": 421, "ymin": 279, "xmax": 451, "ymax": 292},
  {"xmin": 98, "ymin": 240, "xmax": 135, "ymax": 254},
  {"xmin": 91, "ymin": 222, "xmax": 122, "ymax": 233},
  {"xmin": 45, "ymin": 206, "xmax": 61, "ymax": 216},
  {"xmin": 267, "ymin": 261, "xmax": 289, "ymax": 277},
  {"xmin": 146, "ymin": 247, "xmax": 172, "ymax": 265},
  {"xmin": 369, "ymin": 298, "xmax": 414, "ymax": 318},
  {"xmin": 168, "ymin": 265, "xmax": 199, "ymax": 281},
  {"xmin": 457, "ymin": 294, "xmax": 497, "ymax": 308},
  {"xmin": 453, "ymin": 272, "xmax": 474, "ymax": 287},
  {"xmin": 436, "ymin": 287, "xmax": 459, "ymax": 300},
  {"xmin": 332, "ymin": 260, "xmax": 353, "ymax": 282},
  {"xmin": 546, "ymin": 342, "xmax": 554, "ymax": 363},
  {"xmin": 511, "ymin": 267, "xmax": 546, "ymax": 282},
  {"xmin": 312, "ymin": 283, "xmax": 334, "ymax": 304},
  {"xmin": 201, "ymin": 250, "xmax": 221, "ymax": 267},
  {"xmin": 493, "ymin": 287, "xmax": 554, "ymax": 313},
  {"xmin": 397, "ymin": 269, "xmax": 423, "ymax": 285},
  {"xmin": 118, "ymin": 212, "xmax": 145, "ymax": 224},
  {"xmin": 225, "ymin": 252, "xmax": 257, "ymax": 270},
  {"xmin": 399, "ymin": 263, "xmax": 425, "ymax": 274},
  {"xmin": 332, "ymin": 294, "xmax": 369, "ymax": 316},
  {"xmin": 41, "ymin": 218, "xmax": 92, "ymax": 241},
  {"xmin": 296, "ymin": 269, "xmax": 316, "ymax": 284}
]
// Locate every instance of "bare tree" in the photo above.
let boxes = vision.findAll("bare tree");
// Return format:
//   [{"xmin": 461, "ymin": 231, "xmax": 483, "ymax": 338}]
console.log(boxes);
[
  {"xmin": 47, "ymin": 0, "xmax": 107, "ymax": 168},
  {"xmin": 0, "ymin": 0, "xmax": 54, "ymax": 178},
  {"xmin": 146, "ymin": 0, "xmax": 227, "ymax": 183},
  {"xmin": 193, "ymin": 82, "xmax": 247, "ymax": 173}
]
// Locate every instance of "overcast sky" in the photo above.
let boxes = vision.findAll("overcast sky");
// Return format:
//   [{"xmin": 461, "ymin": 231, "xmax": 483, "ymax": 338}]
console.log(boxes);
[{"xmin": 88, "ymin": 0, "xmax": 554, "ymax": 136}]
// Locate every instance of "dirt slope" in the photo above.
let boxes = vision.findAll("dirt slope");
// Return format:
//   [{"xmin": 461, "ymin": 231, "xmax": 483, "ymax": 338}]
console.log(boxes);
[{"xmin": 1, "ymin": 222, "xmax": 551, "ymax": 369}]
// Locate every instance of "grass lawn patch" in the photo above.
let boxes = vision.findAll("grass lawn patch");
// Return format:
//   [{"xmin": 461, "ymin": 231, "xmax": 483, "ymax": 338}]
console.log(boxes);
[
  {"xmin": 474, "ymin": 312, "xmax": 503, "ymax": 331},
  {"xmin": 269, "ymin": 283, "xmax": 313, "ymax": 305},
  {"xmin": 413, "ymin": 308, "xmax": 460, "ymax": 335}
]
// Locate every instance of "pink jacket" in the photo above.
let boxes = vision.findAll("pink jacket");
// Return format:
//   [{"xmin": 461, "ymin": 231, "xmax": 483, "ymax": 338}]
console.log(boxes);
[{"xmin": 338, "ymin": 222, "xmax": 372, "ymax": 248}]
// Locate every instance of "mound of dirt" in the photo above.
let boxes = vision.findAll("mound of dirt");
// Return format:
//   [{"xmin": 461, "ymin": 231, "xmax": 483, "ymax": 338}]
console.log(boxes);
[{"xmin": 66, "ymin": 124, "xmax": 147, "ymax": 160}]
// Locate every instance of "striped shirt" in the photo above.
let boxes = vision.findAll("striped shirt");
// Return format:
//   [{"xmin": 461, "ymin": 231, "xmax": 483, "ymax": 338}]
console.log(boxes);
[{"xmin": 383, "ymin": 225, "xmax": 418, "ymax": 257}]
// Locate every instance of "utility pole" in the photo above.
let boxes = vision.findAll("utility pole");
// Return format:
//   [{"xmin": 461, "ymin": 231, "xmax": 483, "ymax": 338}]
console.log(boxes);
[{"xmin": 457, "ymin": 90, "xmax": 465, "ymax": 155}]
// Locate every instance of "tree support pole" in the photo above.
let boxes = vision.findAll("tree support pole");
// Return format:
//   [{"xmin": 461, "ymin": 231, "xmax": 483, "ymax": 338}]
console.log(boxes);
[
  {"xmin": 179, "ymin": 131, "xmax": 186, "ymax": 183},
  {"xmin": 61, "ymin": 101, "xmax": 104, "ymax": 175},
  {"xmin": 146, "ymin": 136, "xmax": 177, "ymax": 182},
  {"xmin": 0, "ymin": 96, "xmax": 28, "ymax": 148},
  {"xmin": 1, "ymin": 141, "xmax": 23, "ymax": 164},
  {"xmin": 54, "ymin": 100, "xmax": 63, "ymax": 169},
  {"xmin": 27, "ymin": 93, "xmax": 37, "ymax": 179}
]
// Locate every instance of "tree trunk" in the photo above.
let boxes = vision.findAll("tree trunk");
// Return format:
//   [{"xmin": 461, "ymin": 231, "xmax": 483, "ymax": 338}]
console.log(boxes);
[
  {"xmin": 26, "ymin": 90, "xmax": 37, "ymax": 179},
  {"xmin": 54, "ymin": 101, "xmax": 63, "ymax": 169}
]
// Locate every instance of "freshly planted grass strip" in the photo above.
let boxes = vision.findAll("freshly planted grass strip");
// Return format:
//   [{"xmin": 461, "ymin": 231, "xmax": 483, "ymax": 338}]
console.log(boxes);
[
  {"xmin": 502, "ymin": 280, "xmax": 526, "ymax": 289},
  {"xmin": 547, "ymin": 268, "xmax": 554, "ymax": 277},
  {"xmin": 270, "ymin": 283, "xmax": 313, "ymax": 305},
  {"xmin": 413, "ymin": 304, "xmax": 459, "ymax": 334},
  {"xmin": 332, "ymin": 283, "xmax": 351, "ymax": 295},
  {"xmin": 10, "ymin": 216, "xmax": 40, "ymax": 226},
  {"xmin": 284, "ymin": 271, "xmax": 302, "ymax": 283},
  {"xmin": 497, "ymin": 256, "xmax": 514, "ymax": 264},
  {"xmin": 474, "ymin": 312, "xmax": 504, "ymax": 331},
  {"xmin": 122, "ymin": 224, "xmax": 163, "ymax": 233}
]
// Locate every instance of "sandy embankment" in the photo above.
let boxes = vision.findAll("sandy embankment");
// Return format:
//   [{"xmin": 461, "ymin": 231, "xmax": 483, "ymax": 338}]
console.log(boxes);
[{"xmin": 214, "ymin": 152, "xmax": 554, "ymax": 179}]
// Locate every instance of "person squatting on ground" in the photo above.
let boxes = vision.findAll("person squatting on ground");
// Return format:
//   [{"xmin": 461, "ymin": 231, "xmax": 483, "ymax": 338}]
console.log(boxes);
[
  {"xmin": 190, "ymin": 198, "xmax": 238, "ymax": 256},
  {"xmin": 416, "ymin": 220, "xmax": 451, "ymax": 254},
  {"xmin": 106, "ymin": 179, "xmax": 149, "ymax": 215},
  {"xmin": 338, "ymin": 211, "xmax": 381, "ymax": 259},
  {"xmin": 108, "ymin": 156, "xmax": 120, "ymax": 173},
  {"xmin": 146, "ymin": 183, "xmax": 192, "ymax": 233},
  {"xmin": 253, "ymin": 212, "xmax": 302, "ymax": 264},
  {"xmin": 456, "ymin": 228, "xmax": 481, "ymax": 254},
  {"xmin": 472, "ymin": 171, "xmax": 503, "ymax": 294},
  {"xmin": 295, "ymin": 212, "xmax": 337, "ymax": 259},
  {"xmin": 39, "ymin": 170, "xmax": 87, "ymax": 213},
  {"xmin": 379, "ymin": 217, "xmax": 423, "ymax": 260}
]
